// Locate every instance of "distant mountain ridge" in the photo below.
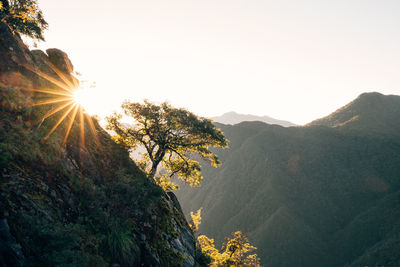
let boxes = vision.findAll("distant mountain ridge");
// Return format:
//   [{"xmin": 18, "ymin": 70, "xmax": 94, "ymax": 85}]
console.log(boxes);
[
  {"xmin": 211, "ymin": 111, "xmax": 296, "ymax": 127},
  {"xmin": 309, "ymin": 92, "xmax": 400, "ymax": 138},
  {"xmin": 176, "ymin": 92, "xmax": 400, "ymax": 267}
]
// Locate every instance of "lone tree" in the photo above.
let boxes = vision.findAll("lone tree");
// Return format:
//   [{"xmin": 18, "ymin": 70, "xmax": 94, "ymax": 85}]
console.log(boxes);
[
  {"xmin": 0, "ymin": 0, "xmax": 48, "ymax": 40},
  {"xmin": 106, "ymin": 100, "xmax": 228, "ymax": 190}
]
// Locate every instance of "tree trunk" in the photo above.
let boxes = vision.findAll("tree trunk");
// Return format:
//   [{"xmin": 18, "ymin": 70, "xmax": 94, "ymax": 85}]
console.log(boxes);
[{"xmin": 148, "ymin": 161, "xmax": 159, "ymax": 180}]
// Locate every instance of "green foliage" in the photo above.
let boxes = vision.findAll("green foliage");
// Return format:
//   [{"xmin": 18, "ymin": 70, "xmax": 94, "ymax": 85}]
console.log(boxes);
[
  {"xmin": 0, "ymin": 85, "xmax": 188, "ymax": 266},
  {"xmin": 222, "ymin": 231, "xmax": 260, "ymax": 266},
  {"xmin": 176, "ymin": 93, "xmax": 400, "ymax": 267},
  {"xmin": 106, "ymin": 100, "xmax": 228, "ymax": 190},
  {"xmin": 0, "ymin": 0, "xmax": 48, "ymax": 40},
  {"xmin": 0, "ymin": 86, "xmax": 66, "ymax": 169},
  {"xmin": 101, "ymin": 219, "xmax": 139, "ymax": 265},
  {"xmin": 189, "ymin": 207, "xmax": 202, "ymax": 232},
  {"xmin": 197, "ymin": 231, "xmax": 260, "ymax": 266},
  {"xmin": 18, "ymin": 215, "xmax": 87, "ymax": 267},
  {"xmin": 190, "ymin": 206, "xmax": 259, "ymax": 266}
]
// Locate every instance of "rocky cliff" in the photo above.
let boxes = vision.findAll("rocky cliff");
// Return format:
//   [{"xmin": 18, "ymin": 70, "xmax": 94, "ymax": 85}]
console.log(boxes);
[{"xmin": 0, "ymin": 22, "xmax": 202, "ymax": 266}]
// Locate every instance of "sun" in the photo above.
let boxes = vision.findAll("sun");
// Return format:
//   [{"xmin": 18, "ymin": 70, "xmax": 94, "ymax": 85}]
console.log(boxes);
[
  {"xmin": 21, "ymin": 64, "xmax": 99, "ymax": 147},
  {"xmin": 73, "ymin": 88, "xmax": 90, "ymax": 108}
]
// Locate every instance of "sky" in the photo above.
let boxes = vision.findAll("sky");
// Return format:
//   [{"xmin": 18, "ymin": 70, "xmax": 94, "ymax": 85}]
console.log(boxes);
[{"xmin": 35, "ymin": 0, "xmax": 400, "ymax": 125}]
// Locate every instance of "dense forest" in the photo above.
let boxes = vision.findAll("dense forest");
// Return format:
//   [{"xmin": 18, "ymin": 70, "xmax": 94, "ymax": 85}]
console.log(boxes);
[{"xmin": 176, "ymin": 92, "xmax": 400, "ymax": 267}]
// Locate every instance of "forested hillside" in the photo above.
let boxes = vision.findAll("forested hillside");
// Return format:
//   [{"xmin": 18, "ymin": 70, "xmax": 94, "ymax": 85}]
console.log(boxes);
[
  {"xmin": 176, "ymin": 92, "xmax": 400, "ymax": 267},
  {"xmin": 0, "ymin": 21, "xmax": 201, "ymax": 266}
]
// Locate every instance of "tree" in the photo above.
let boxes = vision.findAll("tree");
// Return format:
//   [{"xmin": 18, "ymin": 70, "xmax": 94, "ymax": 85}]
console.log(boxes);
[
  {"xmin": 189, "ymin": 208, "xmax": 202, "ymax": 232},
  {"xmin": 190, "ymin": 207, "xmax": 261, "ymax": 266},
  {"xmin": 0, "ymin": 0, "xmax": 48, "ymax": 40},
  {"xmin": 197, "ymin": 231, "xmax": 261, "ymax": 266},
  {"xmin": 106, "ymin": 100, "xmax": 228, "ymax": 190},
  {"xmin": 222, "ymin": 231, "xmax": 260, "ymax": 266}
]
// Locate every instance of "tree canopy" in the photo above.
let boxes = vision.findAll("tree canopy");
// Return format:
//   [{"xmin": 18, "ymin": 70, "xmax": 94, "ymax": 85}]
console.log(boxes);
[
  {"xmin": 190, "ymin": 207, "xmax": 261, "ymax": 266},
  {"xmin": 197, "ymin": 231, "xmax": 260, "ymax": 266},
  {"xmin": 106, "ymin": 100, "xmax": 228, "ymax": 190},
  {"xmin": 0, "ymin": 0, "xmax": 48, "ymax": 40}
]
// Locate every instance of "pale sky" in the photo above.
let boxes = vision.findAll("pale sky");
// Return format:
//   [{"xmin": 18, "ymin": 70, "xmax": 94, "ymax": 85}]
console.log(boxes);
[{"xmin": 36, "ymin": 0, "xmax": 400, "ymax": 125}]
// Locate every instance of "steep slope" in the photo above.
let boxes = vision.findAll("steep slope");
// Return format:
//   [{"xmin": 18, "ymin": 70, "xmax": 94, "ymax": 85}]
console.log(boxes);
[
  {"xmin": 212, "ymin": 111, "xmax": 296, "ymax": 127},
  {"xmin": 176, "ymin": 93, "xmax": 400, "ymax": 267},
  {"xmin": 309, "ymin": 92, "xmax": 400, "ymax": 138},
  {"xmin": 0, "ymin": 22, "xmax": 201, "ymax": 266}
]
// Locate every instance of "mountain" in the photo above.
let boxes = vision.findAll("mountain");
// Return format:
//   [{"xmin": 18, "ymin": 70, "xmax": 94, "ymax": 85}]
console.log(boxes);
[
  {"xmin": 308, "ymin": 92, "xmax": 400, "ymax": 139},
  {"xmin": 0, "ymin": 22, "xmax": 201, "ymax": 266},
  {"xmin": 211, "ymin": 111, "xmax": 296, "ymax": 127},
  {"xmin": 176, "ymin": 92, "xmax": 400, "ymax": 267}
]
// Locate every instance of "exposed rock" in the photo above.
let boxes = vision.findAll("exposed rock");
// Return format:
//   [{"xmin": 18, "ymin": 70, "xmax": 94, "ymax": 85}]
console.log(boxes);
[
  {"xmin": 0, "ymin": 217, "xmax": 24, "ymax": 267},
  {"xmin": 0, "ymin": 18, "xmax": 201, "ymax": 266},
  {"xmin": 0, "ymin": 22, "xmax": 33, "ymax": 73},
  {"xmin": 46, "ymin": 48, "xmax": 74, "ymax": 74}
]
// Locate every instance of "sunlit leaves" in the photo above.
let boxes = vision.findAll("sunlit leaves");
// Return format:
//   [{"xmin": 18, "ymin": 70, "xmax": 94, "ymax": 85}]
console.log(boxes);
[
  {"xmin": 198, "ymin": 231, "xmax": 261, "ymax": 266},
  {"xmin": 154, "ymin": 174, "xmax": 179, "ymax": 192},
  {"xmin": 0, "ymin": 0, "xmax": 48, "ymax": 40},
  {"xmin": 197, "ymin": 235, "xmax": 221, "ymax": 264},
  {"xmin": 106, "ymin": 100, "xmax": 228, "ymax": 190},
  {"xmin": 189, "ymin": 208, "xmax": 202, "ymax": 232}
]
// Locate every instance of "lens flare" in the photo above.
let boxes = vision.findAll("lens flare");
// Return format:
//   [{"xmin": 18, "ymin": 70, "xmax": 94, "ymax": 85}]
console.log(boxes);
[
  {"xmin": 73, "ymin": 89, "xmax": 87, "ymax": 107},
  {"xmin": 21, "ymin": 63, "xmax": 99, "ymax": 147}
]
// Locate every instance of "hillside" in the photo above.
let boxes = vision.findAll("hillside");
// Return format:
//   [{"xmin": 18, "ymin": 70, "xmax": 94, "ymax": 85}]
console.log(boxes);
[
  {"xmin": 309, "ymin": 92, "xmax": 400, "ymax": 138},
  {"xmin": 0, "ymin": 22, "xmax": 202, "ymax": 266},
  {"xmin": 211, "ymin": 111, "xmax": 296, "ymax": 127},
  {"xmin": 176, "ymin": 92, "xmax": 400, "ymax": 267}
]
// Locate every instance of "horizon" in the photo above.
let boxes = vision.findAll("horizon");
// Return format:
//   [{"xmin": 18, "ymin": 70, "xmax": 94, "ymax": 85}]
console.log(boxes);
[{"xmin": 35, "ymin": 0, "xmax": 400, "ymax": 124}]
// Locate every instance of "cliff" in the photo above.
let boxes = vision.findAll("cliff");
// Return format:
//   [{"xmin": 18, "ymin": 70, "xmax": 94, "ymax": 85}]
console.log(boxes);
[{"xmin": 0, "ymin": 22, "xmax": 201, "ymax": 266}]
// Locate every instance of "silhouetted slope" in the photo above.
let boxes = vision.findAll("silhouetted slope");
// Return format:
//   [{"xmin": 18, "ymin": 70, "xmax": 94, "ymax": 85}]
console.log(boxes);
[
  {"xmin": 212, "ymin": 111, "xmax": 296, "ymax": 127},
  {"xmin": 309, "ymin": 92, "xmax": 400, "ymax": 138},
  {"xmin": 0, "ymin": 22, "xmax": 199, "ymax": 266},
  {"xmin": 176, "ymin": 92, "xmax": 400, "ymax": 267}
]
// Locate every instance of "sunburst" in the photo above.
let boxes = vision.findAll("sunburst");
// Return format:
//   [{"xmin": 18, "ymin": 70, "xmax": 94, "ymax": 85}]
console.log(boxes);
[{"xmin": 21, "ymin": 63, "xmax": 99, "ymax": 147}]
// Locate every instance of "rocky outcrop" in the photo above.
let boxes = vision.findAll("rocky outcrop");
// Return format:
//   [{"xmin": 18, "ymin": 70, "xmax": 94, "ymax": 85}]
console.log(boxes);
[
  {"xmin": 0, "ymin": 215, "xmax": 24, "ymax": 266},
  {"xmin": 0, "ymin": 21, "xmax": 201, "ymax": 266},
  {"xmin": 0, "ymin": 22, "xmax": 34, "ymax": 73}
]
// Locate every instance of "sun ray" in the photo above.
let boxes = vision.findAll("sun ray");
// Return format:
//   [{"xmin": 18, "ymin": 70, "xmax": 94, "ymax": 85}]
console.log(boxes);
[
  {"xmin": 23, "ymin": 62, "xmax": 101, "ymax": 151},
  {"xmin": 45, "ymin": 61, "xmax": 76, "ymax": 90},
  {"xmin": 21, "ymin": 87, "xmax": 72, "ymax": 97},
  {"xmin": 62, "ymin": 104, "xmax": 79, "ymax": 146},
  {"xmin": 62, "ymin": 60, "xmax": 79, "ymax": 89},
  {"xmin": 79, "ymin": 105, "xmax": 85, "ymax": 148},
  {"xmin": 43, "ymin": 103, "xmax": 77, "ymax": 141},
  {"xmin": 23, "ymin": 65, "xmax": 74, "ymax": 93},
  {"xmin": 38, "ymin": 101, "xmax": 74, "ymax": 123},
  {"xmin": 85, "ymin": 113, "xmax": 100, "ymax": 144},
  {"xmin": 32, "ymin": 97, "xmax": 73, "ymax": 106}
]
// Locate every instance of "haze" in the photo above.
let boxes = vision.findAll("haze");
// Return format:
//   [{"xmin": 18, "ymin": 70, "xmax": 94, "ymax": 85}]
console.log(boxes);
[{"xmin": 36, "ymin": 0, "xmax": 400, "ymax": 124}]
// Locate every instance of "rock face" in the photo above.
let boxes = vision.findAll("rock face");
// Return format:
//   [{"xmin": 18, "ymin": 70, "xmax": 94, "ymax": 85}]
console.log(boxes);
[
  {"xmin": 0, "ymin": 22, "xmax": 34, "ymax": 73},
  {"xmin": 0, "ymin": 22, "xmax": 200, "ymax": 266},
  {"xmin": 0, "ymin": 216, "xmax": 24, "ymax": 266}
]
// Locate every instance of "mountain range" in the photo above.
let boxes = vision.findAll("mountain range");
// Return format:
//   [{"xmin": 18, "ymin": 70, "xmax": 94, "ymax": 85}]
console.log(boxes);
[
  {"xmin": 176, "ymin": 92, "xmax": 400, "ymax": 267},
  {"xmin": 211, "ymin": 111, "xmax": 296, "ymax": 127}
]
